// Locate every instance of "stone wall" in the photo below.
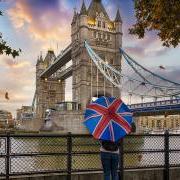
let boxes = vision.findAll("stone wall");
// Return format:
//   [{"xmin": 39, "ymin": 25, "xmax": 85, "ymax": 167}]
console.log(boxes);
[
  {"xmin": 2, "ymin": 168, "xmax": 180, "ymax": 180},
  {"xmin": 51, "ymin": 110, "xmax": 87, "ymax": 134}
]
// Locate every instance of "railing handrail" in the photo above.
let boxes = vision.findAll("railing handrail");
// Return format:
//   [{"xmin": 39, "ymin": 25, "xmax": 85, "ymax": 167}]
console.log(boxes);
[
  {"xmin": 129, "ymin": 99, "xmax": 180, "ymax": 109},
  {"xmin": 0, "ymin": 132, "xmax": 178, "ymax": 180}
]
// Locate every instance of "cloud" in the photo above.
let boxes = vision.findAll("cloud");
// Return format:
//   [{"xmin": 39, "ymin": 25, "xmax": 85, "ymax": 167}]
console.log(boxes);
[
  {"xmin": 1, "ymin": 57, "xmax": 31, "ymax": 69},
  {"xmin": 154, "ymin": 66, "xmax": 180, "ymax": 84},
  {"xmin": 7, "ymin": 0, "xmax": 72, "ymax": 47},
  {"xmin": 0, "ymin": 55, "xmax": 35, "ymax": 116},
  {"xmin": 123, "ymin": 30, "xmax": 170, "ymax": 58}
]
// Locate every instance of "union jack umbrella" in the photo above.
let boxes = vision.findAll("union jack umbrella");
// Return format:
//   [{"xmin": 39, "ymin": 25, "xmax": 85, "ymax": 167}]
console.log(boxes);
[{"xmin": 84, "ymin": 96, "xmax": 133, "ymax": 142}]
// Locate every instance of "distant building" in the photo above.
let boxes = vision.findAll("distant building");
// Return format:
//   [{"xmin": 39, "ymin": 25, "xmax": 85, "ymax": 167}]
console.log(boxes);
[
  {"xmin": 136, "ymin": 114, "xmax": 180, "ymax": 133},
  {"xmin": 16, "ymin": 106, "xmax": 34, "ymax": 131},
  {"xmin": 16, "ymin": 106, "xmax": 34, "ymax": 121},
  {"xmin": 0, "ymin": 110, "xmax": 14, "ymax": 129},
  {"xmin": 130, "ymin": 100, "xmax": 180, "ymax": 133}
]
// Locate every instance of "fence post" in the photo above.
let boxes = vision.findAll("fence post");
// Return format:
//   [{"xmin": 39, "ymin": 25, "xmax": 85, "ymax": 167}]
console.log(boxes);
[
  {"xmin": 67, "ymin": 132, "xmax": 72, "ymax": 180},
  {"xmin": 6, "ymin": 132, "xmax": 10, "ymax": 180},
  {"xmin": 119, "ymin": 138, "xmax": 124, "ymax": 180},
  {"xmin": 164, "ymin": 130, "xmax": 169, "ymax": 180}
]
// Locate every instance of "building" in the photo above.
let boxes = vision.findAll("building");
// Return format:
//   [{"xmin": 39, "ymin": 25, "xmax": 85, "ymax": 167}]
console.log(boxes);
[
  {"xmin": 130, "ymin": 100, "xmax": 180, "ymax": 133},
  {"xmin": 71, "ymin": 0, "xmax": 122, "ymax": 109},
  {"xmin": 16, "ymin": 106, "xmax": 34, "ymax": 121},
  {"xmin": 0, "ymin": 110, "xmax": 13, "ymax": 129},
  {"xmin": 35, "ymin": 0, "xmax": 122, "ymax": 132},
  {"xmin": 16, "ymin": 106, "xmax": 34, "ymax": 131},
  {"xmin": 136, "ymin": 115, "xmax": 180, "ymax": 133},
  {"xmin": 36, "ymin": 51, "xmax": 65, "ymax": 127}
]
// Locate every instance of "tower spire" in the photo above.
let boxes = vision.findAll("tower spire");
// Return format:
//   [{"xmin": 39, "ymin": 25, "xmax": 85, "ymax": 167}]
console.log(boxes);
[
  {"xmin": 80, "ymin": 0, "xmax": 87, "ymax": 15},
  {"xmin": 87, "ymin": 0, "xmax": 109, "ymax": 19},
  {"xmin": 115, "ymin": 9, "xmax": 122, "ymax": 22},
  {"xmin": 72, "ymin": 7, "xmax": 77, "ymax": 24}
]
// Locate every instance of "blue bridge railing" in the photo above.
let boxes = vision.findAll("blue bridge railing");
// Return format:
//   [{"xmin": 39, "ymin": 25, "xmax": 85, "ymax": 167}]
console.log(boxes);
[{"xmin": 129, "ymin": 99, "xmax": 180, "ymax": 113}]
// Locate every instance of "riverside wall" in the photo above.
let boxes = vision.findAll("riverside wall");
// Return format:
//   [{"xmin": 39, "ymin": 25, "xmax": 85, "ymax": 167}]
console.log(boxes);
[{"xmin": 2, "ymin": 168, "xmax": 180, "ymax": 180}]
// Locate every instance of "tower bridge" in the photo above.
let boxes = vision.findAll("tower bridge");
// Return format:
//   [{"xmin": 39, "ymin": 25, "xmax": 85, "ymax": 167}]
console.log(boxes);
[
  {"xmin": 32, "ymin": 0, "xmax": 180, "ymax": 133},
  {"xmin": 35, "ymin": 0, "xmax": 122, "ymax": 132},
  {"xmin": 40, "ymin": 44, "xmax": 72, "ymax": 79}
]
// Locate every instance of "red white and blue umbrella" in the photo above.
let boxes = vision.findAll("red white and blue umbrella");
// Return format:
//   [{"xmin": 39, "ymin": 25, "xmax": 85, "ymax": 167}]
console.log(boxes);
[{"xmin": 84, "ymin": 96, "xmax": 133, "ymax": 142}]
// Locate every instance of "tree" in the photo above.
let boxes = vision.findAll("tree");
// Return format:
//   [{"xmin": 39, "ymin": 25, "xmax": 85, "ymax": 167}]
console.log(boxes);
[
  {"xmin": 0, "ymin": 11, "xmax": 21, "ymax": 58},
  {"xmin": 129, "ymin": 0, "xmax": 180, "ymax": 47}
]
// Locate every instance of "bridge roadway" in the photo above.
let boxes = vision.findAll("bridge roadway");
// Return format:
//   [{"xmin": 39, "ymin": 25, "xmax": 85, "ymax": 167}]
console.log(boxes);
[
  {"xmin": 129, "ymin": 99, "xmax": 180, "ymax": 116},
  {"xmin": 40, "ymin": 44, "xmax": 72, "ymax": 78},
  {"xmin": 55, "ymin": 66, "xmax": 72, "ymax": 80}
]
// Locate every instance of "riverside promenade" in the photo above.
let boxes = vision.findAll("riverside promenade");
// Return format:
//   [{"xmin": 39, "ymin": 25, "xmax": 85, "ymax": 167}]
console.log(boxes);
[{"xmin": 0, "ymin": 132, "xmax": 180, "ymax": 180}]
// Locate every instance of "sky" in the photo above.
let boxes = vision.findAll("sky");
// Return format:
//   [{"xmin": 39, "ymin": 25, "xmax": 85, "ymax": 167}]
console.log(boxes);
[{"xmin": 0, "ymin": 0, "xmax": 179, "ymax": 117}]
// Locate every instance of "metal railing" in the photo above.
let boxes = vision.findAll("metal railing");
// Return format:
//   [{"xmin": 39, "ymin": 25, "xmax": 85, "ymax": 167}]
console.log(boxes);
[{"xmin": 0, "ymin": 132, "xmax": 179, "ymax": 180}]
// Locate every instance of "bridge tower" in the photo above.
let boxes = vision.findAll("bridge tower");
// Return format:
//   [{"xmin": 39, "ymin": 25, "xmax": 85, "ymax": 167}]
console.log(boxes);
[
  {"xmin": 35, "ymin": 50, "xmax": 65, "ymax": 128},
  {"xmin": 71, "ymin": 0, "xmax": 122, "ymax": 110}
]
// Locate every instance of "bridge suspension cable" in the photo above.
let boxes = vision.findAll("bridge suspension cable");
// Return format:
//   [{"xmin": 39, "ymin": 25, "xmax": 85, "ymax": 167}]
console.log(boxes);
[{"xmin": 84, "ymin": 41, "xmax": 180, "ymax": 101}]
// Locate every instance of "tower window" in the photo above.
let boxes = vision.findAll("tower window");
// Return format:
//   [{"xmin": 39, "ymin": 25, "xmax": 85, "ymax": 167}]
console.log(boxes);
[
  {"xmin": 98, "ymin": 33, "xmax": 101, "ymax": 39},
  {"xmin": 110, "ymin": 59, "xmax": 113, "ymax": 65},
  {"xmin": 99, "ymin": 54, "xmax": 105, "ymax": 60},
  {"xmin": 103, "ymin": 33, "xmax": 106, "ymax": 39},
  {"xmin": 98, "ymin": 21, "xmax": 101, "ymax": 27},
  {"xmin": 103, "ymin": 22, "xmax": 106, "ymax": 28},
  {"xmin": 107, "ymin": 34, "xmax": 110, "ymax": 40},
  {"xmin": 176, "ymin": 119, "xmax": 179, "ymax": 127},
  {"xmin": 171, "ymin": 120, "xmax": 174, "ymax": 128},
  {"xmin": 93, "ymin": 31, "xmax": 96, "ymax": 38}
]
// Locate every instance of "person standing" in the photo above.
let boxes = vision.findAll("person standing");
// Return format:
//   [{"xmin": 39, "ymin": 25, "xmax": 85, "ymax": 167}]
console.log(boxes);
[{"xmin": 100, "ymin": 140, "xmax": 120, "ymax": 180}]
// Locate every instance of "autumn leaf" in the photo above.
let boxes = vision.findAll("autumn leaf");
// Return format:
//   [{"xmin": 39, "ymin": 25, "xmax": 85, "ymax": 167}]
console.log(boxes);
[{"xmin": 129, "ymin": 0, "xmax": 180, "ymax": 47}]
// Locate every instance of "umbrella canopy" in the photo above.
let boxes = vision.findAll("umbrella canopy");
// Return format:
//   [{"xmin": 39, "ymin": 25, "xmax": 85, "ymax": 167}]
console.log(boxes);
[{"xmin": 84, "ymin": 96, "xmax": 133, "ymax": 142}]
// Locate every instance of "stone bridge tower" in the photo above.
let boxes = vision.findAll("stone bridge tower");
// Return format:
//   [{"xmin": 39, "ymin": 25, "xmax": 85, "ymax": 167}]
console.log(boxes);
[
  {"xmin": 36, "ymin": 50, "xmax": 65, "ymax": 128},
  {"xmin": 71, "ymin": 0, "xmax": 122, "ymax": 110}
]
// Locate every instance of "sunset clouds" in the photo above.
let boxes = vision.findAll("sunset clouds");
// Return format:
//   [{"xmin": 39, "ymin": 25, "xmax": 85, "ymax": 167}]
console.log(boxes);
[
  {"xmin": 8, "ymin": 0, "xmax": 72, "ymax": 47},
  {"xmin": 0, "ymin": 55, "xmax": 34, "ymax": 114}
]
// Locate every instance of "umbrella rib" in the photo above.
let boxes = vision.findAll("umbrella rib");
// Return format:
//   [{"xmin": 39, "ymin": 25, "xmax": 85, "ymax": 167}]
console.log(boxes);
[
  {"xmin": 109, "ymin": 121, "xmax": 115, "ymax": 142},
  {"xmin": 87, "ymin": 104, "xmax": 108, "ymax": 115},
  {"xmin": 103, "ymin": 96, "xmax": 110, "ymax": 106},
  {"xmin": 112, "ymin": 119, "xmax": 130, "ymax": 135},
  {"xmin": 111, "ymin": 113, "xmax": 131, "ymax": 133},
  {"xmin": 108, "ymin": 98, "xmax": 117, "ymax": 109},
  {"xmin": 117, "ymin": 112, "xmax": 133, "ymax": 116},
  {"xmin": 93, "ymin": 115, "xmax": 110, "ymax": 139},
  {"xmin": 85, "ymin": 114, "xmax": 102, "ymax": 121},
  {"xmin": 108, "ymin": 99, "xmax": 122, "ymax": 112}
]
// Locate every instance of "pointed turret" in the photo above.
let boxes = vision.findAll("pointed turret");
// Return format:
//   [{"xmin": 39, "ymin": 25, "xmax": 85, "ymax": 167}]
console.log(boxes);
[
  {"xmin": 36, "ymin": 53, "xmax": 43, "ymax": 66},
  {"xmin": 88, "ymin": 0, "xmax": 109, "ymax": 19},
  {"xmin": 44, "ymin": 50, "xmax": 56, "ymax": 67},
  {"xmin": 72, "ymin": 8, "xmax": 77, "ymax": 24},
  {"xmin": 115, "ymin": 9, "xmax": 122, "ymax": 22},
  {"xmin": 39, "ymin": 53, "xmax": 43, "ymax": 62},
  {"xmin": 80, "ymin": 0, "xmax": 87, "ymax": 15}
]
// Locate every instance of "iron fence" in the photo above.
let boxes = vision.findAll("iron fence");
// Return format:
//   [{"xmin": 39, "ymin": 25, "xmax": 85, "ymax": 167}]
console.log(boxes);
[{"xmin": 0, "ymin": 132, "xmax": 179, "ymax": 180}]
